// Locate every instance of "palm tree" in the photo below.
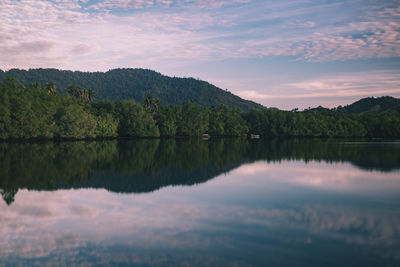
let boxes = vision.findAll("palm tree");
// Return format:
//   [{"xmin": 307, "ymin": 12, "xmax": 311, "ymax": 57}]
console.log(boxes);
[
  {"xmin": 67, "ymin": 84, "xmax": 76, "ymax": 97},
  {"xmin": 45, "ymin": 81, "xmax": 57, "ymax": 95},
  {"xmin": 153, "ymin": 98, "xmax": 160, "ymax": 114},
  {"xmin": 143, "ymin": 92, "xmax": 160, "ymax": 114},
  {"xmin": 144, "ymin": 92, "xmax": 153, "ymax": 111},
  {"xmin": 88, "ymin": 88, "xmax": 95, "ymax": 102}
]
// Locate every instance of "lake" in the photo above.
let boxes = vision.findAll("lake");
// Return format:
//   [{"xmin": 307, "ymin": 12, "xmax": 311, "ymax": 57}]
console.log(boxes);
[{"xmin": 1, "ymin": 138, "xmax": 399, "ymax": 266}]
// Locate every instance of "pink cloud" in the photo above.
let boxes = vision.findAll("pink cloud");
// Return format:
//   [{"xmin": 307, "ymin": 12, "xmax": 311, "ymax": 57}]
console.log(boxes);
[
  {"xmin": 0, "ymin": 0, "xmax": 399, "ymax": 71},
  {"xmin": 70, "ymin": 43, "xmax": 100, "ymax": 55},
  {"xmin": 90, "ymin": 0, "xmax": 250, "ymax": 10},
  {"xmin": 231, "ymin": 160, "xmax": 400, "ymax": 194},
  {"xmin": 235, "ymin": 70, "xmax": 400, "ymax": 109}
]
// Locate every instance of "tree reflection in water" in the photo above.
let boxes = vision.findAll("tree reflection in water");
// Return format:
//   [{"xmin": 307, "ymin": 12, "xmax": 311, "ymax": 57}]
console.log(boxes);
[{"xmin": 0, "ymin": 138, "xmax": 399, "ymax": 205}]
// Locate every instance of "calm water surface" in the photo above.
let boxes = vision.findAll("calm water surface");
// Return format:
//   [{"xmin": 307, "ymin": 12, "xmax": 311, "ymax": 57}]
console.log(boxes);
[{"xmin": 0, "ymin": 139, "xmax": 399, "ymax": 266}]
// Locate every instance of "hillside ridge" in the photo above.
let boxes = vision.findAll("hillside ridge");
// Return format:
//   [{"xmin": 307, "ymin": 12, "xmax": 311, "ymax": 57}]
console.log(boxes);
[
  {"xmin": 344, "ymin": 96, "xmax": 400, "ymax": 114},
  {"xmin": 0, "ymin": 68, "xmax": 264, "ymax": 112}
]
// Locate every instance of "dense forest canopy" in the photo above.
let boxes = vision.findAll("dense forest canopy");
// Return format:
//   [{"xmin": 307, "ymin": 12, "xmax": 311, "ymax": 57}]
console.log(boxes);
[
  {"xmin": 0, "ymin": 68, "xmax": 264, "ymax": 112},
  {"xmin": 343, "ymin": 96, "xmax": 400, "ymax": 114},
  {"xmin": 0, "ymin": 75, "xmax": 399, "ymax": 140},
  {"xmin": 0, "ymin": 76, "xmax": 248, "ymax": 139}
]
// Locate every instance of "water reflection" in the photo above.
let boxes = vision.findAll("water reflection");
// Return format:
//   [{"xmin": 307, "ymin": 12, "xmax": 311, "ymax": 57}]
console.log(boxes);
[
  {"xmin": 234, "ymin": 161, "xmax": 400, "ymax": 195},
  {"xmin": 1, "ymin": 138, "xmax": 399, "ymax": 205},
  {"xmin": 0, "ymin": 139, "xmax": 400, "ymax": 266}
]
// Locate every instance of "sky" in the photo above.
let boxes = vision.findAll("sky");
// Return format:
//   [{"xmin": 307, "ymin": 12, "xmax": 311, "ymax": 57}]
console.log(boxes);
[{"xmin": 0, "ymin": 0, "xmax": 399, "ymax": 109}]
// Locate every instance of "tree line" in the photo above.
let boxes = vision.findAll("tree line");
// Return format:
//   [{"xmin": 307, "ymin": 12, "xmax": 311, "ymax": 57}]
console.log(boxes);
[
  {"xmin": 0, "ymin": 77, "xmax": 248, "ymax": 139},
  {"xmin": 244, "ymin": 107, "xmax": 400, "ymax": 138},
  {"xmin": 0, "ymin": 76, "xmax": 399, "ymax": 140}
]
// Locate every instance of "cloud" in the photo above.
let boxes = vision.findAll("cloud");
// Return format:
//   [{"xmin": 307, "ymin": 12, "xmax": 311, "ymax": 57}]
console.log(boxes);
[
  {"xmin": 221, "ymin": 3, "xmax": 400, "ymax": 62},
  {"xmin": 235, "ymin": 70, "xmax": 400, "ymax": 109},
  {"xmin": 89, "ymin": 0, "xmax": 251, "ymax": 10},
  {"xmin": 301, "ymin": 22, "xmax": 400, "ymax": 61},
  {"xmin": 236, "ymin": 90, "xmax": 271, "ymax": 100},
  {"xmin": 0, "ymin": 0, "xmax": 398, "ymax": 82},
  {"xmin": 1, "ymin": 40, "xmax": 56, "ymax": 55},
  {"xmin": 179, "ymin": 0, "xmax": 251, "ymax": 9},
  {"xmin": 286, "ymin": 71, "xmax": 400, "ymax": 98},
  {"xmin": 70, "ymin": 43, "xmax": 100, "ymax": 55},
  {"xmin": 239, "ymin": 203, "xmax": 400, "ymax": 256},
  {"xmin": 285, "ymin": 20, "xmax": 316, "ymax": 29},
  {"xmin": 232, "ymin": 160, "xmax": 400, "ymax": 194},
  {"xmin": 234, "ymin": 162, "xmax": 271, "ymax": 174},
  {"xmin": 0, "ymin": 0, "xmax": 94, "ymax": 69},
  {"xmin": 91, "ymin": 0, "xmax": 159, "ymax": 10}
]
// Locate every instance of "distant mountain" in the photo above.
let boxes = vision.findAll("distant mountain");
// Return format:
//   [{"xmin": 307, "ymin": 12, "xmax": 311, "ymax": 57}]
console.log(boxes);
[
  {"xmin": 344, "ymin": 96, "xmax": 400, "ymax": 114},
  {"xmin": 0, "ymin": 68, "xmax": 264, "ymax": 112}
]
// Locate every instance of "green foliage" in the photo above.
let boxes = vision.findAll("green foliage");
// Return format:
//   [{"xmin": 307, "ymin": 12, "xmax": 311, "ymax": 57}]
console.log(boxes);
[
  {"xmin": 0, "ymin": 78, "xmax": 101, "ymax": 139},
  {"xmin": 1, "ymin": 68, "xmax": 264, "ymax": 112},
  {"xmin": 208, "ymin": 105, "xmax": 227, "ymax": 135},
  {"xmin": 176, "ymin": 100, "xmax": 209, "ymax": 136},
  {"xmin": 155, "ymin": 106, "xmax": 177, "ymax": 136},
  {"xmin": 208, "ymin": 105, "xmax": 248, "ymax": 136},
  {"xmin": 358, "ymin": 110, "xmax": 400, "ymax": 138},
  {"xmin": 67, "ymin": 85, "xmax": 95, "ymax": 102},
  {"xmin": 143, "ymin": 92, "xmax": 160, "ymax": 114},
  {"xmin": 344, "ymin": 96, "xmax": 400, "ymax": 114},
  {"xmin": 243, "ymin": 108, "xmax": 376, "ymax": 138},
  {"xmin": 45, "ymin": 81, "xmax": 57, "ymax": 95},
  {"xmin": 0, "ymin": 82, "xmax": 11, "ymax": 139},
  {"xmin": 223, "ymin": 109, "xmax": 249, "ymax": 136},
  {"xmin": 0, "ymin": 75, "xmax": 398, "ymax": 139},
  {"xmin": 95, "ymin": 113, "xmax": 119, "ymax": 137},
  {"xmin": 115, "ymin": 99, "xmax": 160, "ymax": 137},
  {"xmin": 55, "ymin": 102, "xmax": 97, "ymax": 138}
]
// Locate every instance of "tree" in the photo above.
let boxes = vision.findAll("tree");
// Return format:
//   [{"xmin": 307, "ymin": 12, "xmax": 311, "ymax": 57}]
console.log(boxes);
[
  {"xmin": 95, "ymin": 113, "xmax": 119, "ymax": 137},
  {"xmin": 54, "ymin": 102, "xmax": 97, "ymax": 138},
  {"xmin": 67, "ymin": 85, "xmax": 94, "ymax": 102},
  {"xmin": 88, "ymin": 88, "xmax": 95, "ymax": 102},
  {"xmin": 224, "ymin": 109, "xmax": 249, "ymax": 136},
  {"xmin": 143, "ymin": 92, "xmax": 160, "ymax": 114},
  {"xmin": 155, "ymin": 106, "xmax": 177, "ymax": 136},
  {"xmin": 176, "ymin": 100, "xmax": 209, "ymax": 136},
  {"xmin": 0, "ymin": 82, "xmax": 11, "ymax": 139},
  {"xmin": 208, "ymin": 105, "xmax": 225, "ymax": 136},
  {"xmin": 45, "ymin": 81, "xmax": 57, "ymax": 95},
  {"xmin": 116, "ymin": 99, "xmax": 160, "ymax": 137}
]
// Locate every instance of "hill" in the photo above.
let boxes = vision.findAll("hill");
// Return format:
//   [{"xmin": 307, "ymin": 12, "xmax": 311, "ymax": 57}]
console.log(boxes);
[
  {"xmin": 344, "ymin": 96, "xmax": 400, "ymax": 114},
  {"xmin": 0, "ymin": 68, "xmax": 264, "ymax": 112}
]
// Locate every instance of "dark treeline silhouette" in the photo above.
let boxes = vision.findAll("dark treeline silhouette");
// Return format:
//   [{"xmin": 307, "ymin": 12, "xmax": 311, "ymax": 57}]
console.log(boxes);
[
  {"xmin": 0, "ymin": 68, "xmax": 264, "ymax": 111},
  {"xmin": 0, "ymin": 76, "xmax": 399, "ymax": 139},
  {"xmin": 244, "ymin": 106, "xmax": 400, "ymax": 138},
  {"xmin": 1, "ymin": 138, "xmax": 399, "ymax": 205},
  {"xmin": 344, "ymin": 96, "xmax": 400, "ymax": 114}
]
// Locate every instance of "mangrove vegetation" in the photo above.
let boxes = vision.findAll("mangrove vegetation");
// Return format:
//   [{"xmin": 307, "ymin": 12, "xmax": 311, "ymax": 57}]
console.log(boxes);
[{"xmin": 0, "ymin": 76, "xmax": 399, "ymax": 140}]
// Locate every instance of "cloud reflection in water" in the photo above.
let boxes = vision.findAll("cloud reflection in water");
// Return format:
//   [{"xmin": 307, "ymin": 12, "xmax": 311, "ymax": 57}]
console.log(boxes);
[
  {"xmin": 0, "ymin": 159, "xmax": 399, "ymax": 266},
  {"xmin": 0, "ymin": 139, "xmax": 399, "ymax": 266}
]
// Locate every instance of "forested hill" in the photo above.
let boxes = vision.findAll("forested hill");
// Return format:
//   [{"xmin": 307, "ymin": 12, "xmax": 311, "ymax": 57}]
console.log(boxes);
[
  {"xmin": 344, "ymin": 96, "xmax": 400, "ymax": 114},
  {"xmin": 0, "ymin": 68, "xmax": 264, "ymax": 111}
]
